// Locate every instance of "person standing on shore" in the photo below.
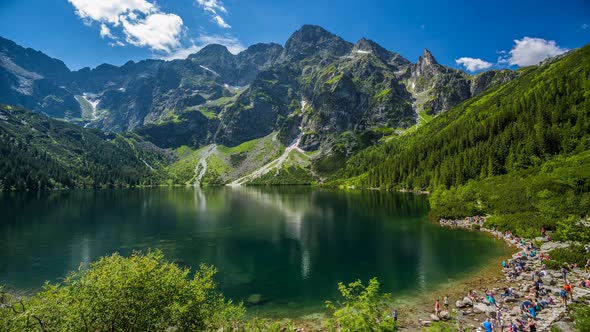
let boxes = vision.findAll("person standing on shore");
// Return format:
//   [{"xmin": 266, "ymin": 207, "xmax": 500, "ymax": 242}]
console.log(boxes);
[
  {"xmin": 560, "ymin": 288, "xmax": 568, "ymax": 308},
  {"xmin": 434, "ymin": 299, "xmax": 440, "ymax": 317},
  {"xmin": 444, "ymin": 296, "xmax": 449, "ymax": 311},
  {"xmin": 561, "ymin": 267, "xmax": 567, "ymax": 280}
]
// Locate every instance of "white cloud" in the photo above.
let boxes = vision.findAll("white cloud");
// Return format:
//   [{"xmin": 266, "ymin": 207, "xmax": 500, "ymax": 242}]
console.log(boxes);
[
  {"xmin": 582, "ymin": 24, "xmax": 590, "ymax": 30},
  {"xmin": 100, "ymin": 23, "xmax": 116, "ymax": 39},
  {"xmin": 68, "ymin": 0, "xmax": 185, "ymax": 53},
  {"xmin": 212, "ymin": 14, "xmax": 231, "ymax": 29},
  {"xmin": 68, "ymin": 0, "xmax": 155, "ymax": 25},
  {"xmin": 69, "ymin": 0, "xmax": 243, "ymax": 58},
  {"xmin": 196, "ymin": 0, "xmax": 231, "ymax": 29},
  {"xmin": 197, "ymin": 0, "xmax": 227, "ymax": 14},
  {"xmin": 455, "ymin": 57, "xmax": 493, "ymax": 72},
  {"xmin": 121, "ymin": 13, "xmax": 183, "ymax": 52},
  {"xmin": 501, "ymin": 37, "xmax": 568, "ymax": 66}
]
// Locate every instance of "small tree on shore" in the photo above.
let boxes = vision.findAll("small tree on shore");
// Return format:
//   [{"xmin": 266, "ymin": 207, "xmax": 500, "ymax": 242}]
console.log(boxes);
[{"xmin": 325, "ymin": 278, "xmax": 396, "ymax": 332}]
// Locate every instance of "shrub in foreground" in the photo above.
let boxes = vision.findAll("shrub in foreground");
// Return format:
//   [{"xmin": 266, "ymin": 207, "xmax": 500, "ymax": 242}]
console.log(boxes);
[
  {"xmin": 0, "ymin": 251, "xmax": 244, "ymax": 332},
  {"xmin": 325, "ymin": 278, "xmax": 396, "ymax": 332}
]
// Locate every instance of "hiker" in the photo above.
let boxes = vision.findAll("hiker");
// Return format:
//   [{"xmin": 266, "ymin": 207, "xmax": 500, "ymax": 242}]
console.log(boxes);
[
  {"xmin": 585, "ymin": 257, "xmax": 590, "ymax": 273},
  {"xmin": 444, "ymin": 296, "xmax": 449, "ymax": 311},
  {"xmin": 560, "ymin": 288, "xmax": 568, "ymax": 308},
  {"xmin": 580, "ymin": 279, "xmax": 590, "ymax": 287},
  {"xmin": 540, "ymin": 227, "xmax": 546, "ymax": 237},
  {"xmin": 434, "ymin": 299, "xmax": 440, "ymax": 317},
  {"xmin": 393, "ymin": 308, "xmax": 397, "ymax": 321},
  {"xmin": 561, "ymin": 267, "xmax": 568, "ymax": 280},
  {"xmin": 564, "ymin": 280, "xmax": 573, "ymax": 301},
  {"xmin": 482, "ymin": 318, "xmax": 493, "ymax": 332}
]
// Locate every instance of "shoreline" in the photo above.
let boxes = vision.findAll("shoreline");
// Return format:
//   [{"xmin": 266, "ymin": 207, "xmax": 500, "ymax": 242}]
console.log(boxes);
[{"xmin": 429, "ymin": 216, "xmax": 590, "ymax": 331}]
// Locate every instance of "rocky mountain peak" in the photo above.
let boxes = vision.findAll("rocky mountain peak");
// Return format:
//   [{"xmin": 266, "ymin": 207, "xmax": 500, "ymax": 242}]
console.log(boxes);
[
  {"xmin": 419, "ymin": 48, "xmax": 438, "ymax": 66},
  {"xmin": 190, "ymin": 44, "xmax": 232, "ymax": 59},
  {"xmin": 281, "ymin": 24, "xmax": 353, "ymax": 61}
]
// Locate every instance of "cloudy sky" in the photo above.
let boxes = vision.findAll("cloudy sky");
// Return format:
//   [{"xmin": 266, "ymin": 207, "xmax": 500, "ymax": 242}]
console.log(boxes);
[{"xmin": 0, "ymin": 0, "xmax": 588, "ymax": 72}]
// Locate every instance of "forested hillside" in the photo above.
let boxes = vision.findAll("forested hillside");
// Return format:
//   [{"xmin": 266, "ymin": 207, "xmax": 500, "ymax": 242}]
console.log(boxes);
[
  {"xmin": 333, "ymin": 43, "xmax": 590, "ymax": 238},
  {"xmin": 335, "ymin": 44, "xmax": 590, "ymax": 189},
  {"xmin": 0, "ymin": 104, "xmax": 171, "ymax": 190}
]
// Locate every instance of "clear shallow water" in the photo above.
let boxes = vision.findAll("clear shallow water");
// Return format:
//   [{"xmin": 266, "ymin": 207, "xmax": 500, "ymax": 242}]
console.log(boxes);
[{"xmin": 0, "ymin": 187, "xmax": 508, "ymax": 316}]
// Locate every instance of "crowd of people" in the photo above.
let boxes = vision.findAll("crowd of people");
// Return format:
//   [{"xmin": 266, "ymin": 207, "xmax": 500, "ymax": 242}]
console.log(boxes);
[{"xmin": 428, "ymin": 225, "xmax": 590, "ymax": 331}]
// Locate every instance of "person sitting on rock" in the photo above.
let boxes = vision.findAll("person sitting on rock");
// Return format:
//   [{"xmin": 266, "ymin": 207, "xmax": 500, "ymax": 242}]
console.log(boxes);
[{"xmin": 546, "ymin": 295, "xmax": 555, "ymax": 305}]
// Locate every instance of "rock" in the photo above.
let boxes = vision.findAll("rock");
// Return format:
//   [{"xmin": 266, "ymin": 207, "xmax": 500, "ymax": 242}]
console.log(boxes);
[
  {"xmin": 550, "ymin": 321, "xmax": 576, "ymax": 332},
  {"xmin": 430, "ymin": 314, "xmax": 440, "ymax": 322},
  {"xmin": 541, "ymin": 276, "xmax": 554, "ymax": 285},
  {"xmin": 473, "ymin": 303, "xmax": 490, "ymax": 314},
  {"xmin": 462, "ymin": 296, "xmax": 473, "ymax": 306},
  {"xmin": 510, "ymin": 306, "xmax": 521, "ymax": 316},
  {"xmin": 439, "ymin": 310, "xmax": 451, "ymax": 320},
  {"xmin": 456, "ymin": 300, "xmax": 465, "ymax": 308},
  {"xmin": 420, "ymin": 320, "xmax": 431, "ymax": 327},
  {"xmin": 246, "ymin": 293, "xmax": 262, "ymax": 305},
  {"xmin": 504, "ymin": 296, "xmax": 518, "ymax": 303},
  {"xmin": 541, "ymin": 242, "xmax": 570, "ymax": 251},
  {"xmin": 535, "ymin": 237, "xmax": 548, "ymax": 243}
]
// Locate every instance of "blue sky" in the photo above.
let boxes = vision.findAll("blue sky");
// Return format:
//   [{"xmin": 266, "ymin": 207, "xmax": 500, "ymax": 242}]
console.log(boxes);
[{"xmin": 0, "ymin": 0, "xmax": 588, "ymax": 71}]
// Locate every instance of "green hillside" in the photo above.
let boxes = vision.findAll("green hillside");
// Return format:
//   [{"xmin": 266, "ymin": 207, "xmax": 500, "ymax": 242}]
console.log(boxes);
[
  {"xmin": 332, "ymin": 44, "xmax": 590, "ymax": 238},
  {"xmin": 0, "ymin": 104, "xmax": 171, "ymax": 190}
]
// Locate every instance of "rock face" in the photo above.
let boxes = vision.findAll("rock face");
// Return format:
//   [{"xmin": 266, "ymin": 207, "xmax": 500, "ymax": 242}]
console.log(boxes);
[{"xmin": 0, "ymin": 26, "xmax": 518, "ymax": 152}]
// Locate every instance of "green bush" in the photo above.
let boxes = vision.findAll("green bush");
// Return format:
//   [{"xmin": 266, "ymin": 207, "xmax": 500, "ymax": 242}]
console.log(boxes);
[
  {"xmin": 0, "ymin": 251, "xmax": 244, "ymax": 332},
  {"xmin": 325, "ymin": 278, "xmax": 397, "ymax": 332},
  {"xmin": 548, "ymin": 245, "xmax": 589, "ymax": 268},
  {"xmin": 572, "ymin": 301, "xmax": 590, "ymax": 331}
]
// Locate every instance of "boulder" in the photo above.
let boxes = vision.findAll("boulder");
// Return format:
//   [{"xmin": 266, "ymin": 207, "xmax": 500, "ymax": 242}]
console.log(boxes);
[
  {"xmin": 430, "ymin": 314, "xmax": 440, "ymax": 322},
  {"xmin": 541, "ymin": 276, "xmax": 554, "ymax": 285},
  {"xmin": 462, "ymin": 296, "xmax": 473, "ymax": 306},
  {"xmin": 504, "ymin": 296, "xmax": 518, "ymax": 303},
  {"xmin": 420, "ymin": 320, "xmax": 431, "ymax": 327},
  {"xmin": 550, "ymin": 321, "xmax": 576, "ymax": 332},
  {"xmin": 246, "ymin": 293, "xmax": 262, "ymax": 305},
  {"xmin": 439, "ymin": 310, "xmax": 451, "ymax": 321},
  {"xmin": 473, "ymin": 303, "xmax": 486, "ymax": 314},
  {"xmin": 510, "ymin": 306, "xmax": 521, "ymax": 316},
  {"xmin": 456, "ymin": 300, "xmax": 465, "ymax": 308}
]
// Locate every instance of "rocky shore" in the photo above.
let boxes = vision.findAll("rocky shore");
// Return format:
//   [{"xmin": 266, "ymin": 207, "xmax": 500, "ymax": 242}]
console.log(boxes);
[{"xmin": 433, "ymin": 217, "xmax": 590, "ymax": 331}]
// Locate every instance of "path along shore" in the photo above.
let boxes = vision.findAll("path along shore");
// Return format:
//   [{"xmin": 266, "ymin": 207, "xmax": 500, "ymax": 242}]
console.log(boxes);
[{"xmin": 430, "ymin": 217, "xmax": 590, "ymax": 331}]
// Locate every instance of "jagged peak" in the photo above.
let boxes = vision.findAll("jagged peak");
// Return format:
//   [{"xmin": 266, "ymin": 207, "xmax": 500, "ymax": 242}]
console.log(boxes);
[
  {"xmin": 282, "ymin": 24, "xmax": 352, "ymax": 61},
  {"xmin": 419, "ymin": 48, "xmax": 438, "ymax": 65}
]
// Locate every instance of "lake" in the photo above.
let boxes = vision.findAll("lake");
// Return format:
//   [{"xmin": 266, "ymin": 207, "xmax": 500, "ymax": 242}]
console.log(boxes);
[{"xmin": 0, "ymin": 187, "xmax": 509, "ymax": 316}]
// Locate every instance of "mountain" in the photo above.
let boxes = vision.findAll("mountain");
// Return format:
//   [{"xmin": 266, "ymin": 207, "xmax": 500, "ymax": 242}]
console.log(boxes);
[
  {"xmin": 334, "ymin": 43, "xmax": 590, "ymax": 191},
  {"xmin": 0, "ymin": 104, "xmax": 171, "ymax": 190},
  {"xmin": 0, "ymin": 25, "xmax": 522, "ymax": 186}
]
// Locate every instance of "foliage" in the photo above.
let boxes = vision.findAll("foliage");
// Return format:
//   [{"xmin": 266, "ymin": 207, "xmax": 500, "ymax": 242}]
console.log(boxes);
[
  {"xmin": 572, "ymin": 300, "xmax": 590, "ymax": 332},
  {"xmin": 0, "ymin": 251, "xmax": 244, "ymax": 332},
  {"xmin": 0, "ymin": 104, "xmax": 170, "ymax": 190},
  {"xmin": 546, "ymin": 245, "xmax": 590, "ymax": 269},
  {"xmin": 325, "ymin": 278, "xmax": 396, "ymax": 332}
]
